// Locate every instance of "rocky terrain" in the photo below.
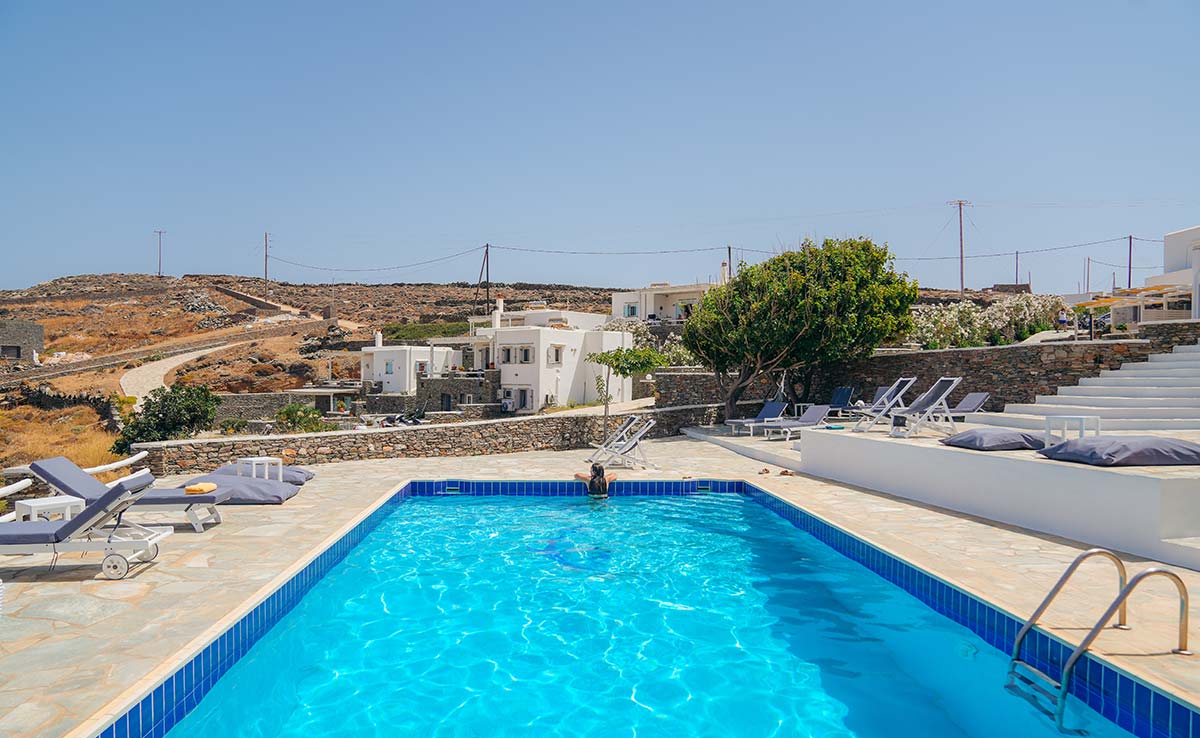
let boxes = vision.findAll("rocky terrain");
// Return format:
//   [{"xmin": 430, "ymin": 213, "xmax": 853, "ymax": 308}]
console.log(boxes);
[
  {"xmin": 195, "ymin": 275, "xmax": 617, "ymax": 328},
  {"xmin": 171, "ymin": 335, "xmax": 361, "ymax": 393}
]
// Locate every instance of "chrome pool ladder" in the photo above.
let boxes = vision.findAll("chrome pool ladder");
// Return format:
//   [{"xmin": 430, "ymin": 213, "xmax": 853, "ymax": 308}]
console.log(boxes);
[{"xmin": 1005, "ymin": 548, "xmax": 1192, "ymax": 732}]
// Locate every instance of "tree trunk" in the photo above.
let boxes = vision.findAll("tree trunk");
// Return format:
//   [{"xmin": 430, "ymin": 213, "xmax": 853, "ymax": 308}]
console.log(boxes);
[
  {"xmin": 602, "ymin": 366, "xmax": 612, "ymax": 441},
  {"xmin": 723, "ymin": 366, "xmax": 756, "ymax": 421}
]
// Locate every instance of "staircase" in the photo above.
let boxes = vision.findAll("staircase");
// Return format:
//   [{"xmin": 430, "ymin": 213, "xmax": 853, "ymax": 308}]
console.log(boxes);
[{"xmin": 969, "ymin": 342, "xmax": 1200, "ymax": 431}]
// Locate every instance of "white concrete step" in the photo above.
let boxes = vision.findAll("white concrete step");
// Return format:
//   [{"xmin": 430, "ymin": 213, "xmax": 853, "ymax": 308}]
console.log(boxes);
[
  {"xmin": 1108, "ymin": 360, "xmax": 1200, "ymax": 372},
  {"xmin": 1079, "ymin": 375, "xmax": 1200, "ymax": 387},
  {"xmin": 1172, "ymin": 343, "xmax": 1200, "ymax": 354},
  {"xmin": 1104, "ymin": 364, "xmax": 1200, "ymax": 375},
  {"xmin": 1036, "ymin": 394, "xmax": 1200, "ymax": 408},
  {"xmin": 967, "ymin": 412, "xmax": 1200, "ymax": 431},
  {"xmin": 1004, "ymin": 403, "xmax": 1200, "ymax": 419},
  {"xmin": 1059, "ymin": 385, "xmax": 1200, "ymax": 398},
  {"xmin": 1148, "ymin": 353, "xmax": 1200, "ymax": 365}
]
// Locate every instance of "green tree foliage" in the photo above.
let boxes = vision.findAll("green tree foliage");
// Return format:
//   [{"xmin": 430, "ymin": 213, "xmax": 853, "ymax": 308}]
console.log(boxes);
[
  {"xmin": 112, "ymin": 384, "xmax": 220, "ymax": 454},
  {"xmin": 381, "ymin": 322, "xmax": 470, "ymax": 341},
  {"xmin": 586, "ymin": 346, "xmax": 667, "ymax": 428},
  {"xmin": 274, "ymin": 403, "xmax": 334, "ymax": 433},
  {"xmin": 682, "ymin": 238, "xmax": 918, "ymax": 418}
]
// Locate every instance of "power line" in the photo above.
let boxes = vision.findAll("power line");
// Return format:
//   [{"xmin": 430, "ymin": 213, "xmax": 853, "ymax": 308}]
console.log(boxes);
[
  {"xmin": 1090, "ymin": 258, "xmax": 1162, "ymax": 269},
  {"xmin": 267, "ymin": 245, "xmax": 484, "ymax": 273},
  {"xmin": 490, "ymin": 244, "xmax": 776, "ymax": 256},
  {"xmin": 894, "ymin": 236, "xmax": 1130, "ymax": 262}
]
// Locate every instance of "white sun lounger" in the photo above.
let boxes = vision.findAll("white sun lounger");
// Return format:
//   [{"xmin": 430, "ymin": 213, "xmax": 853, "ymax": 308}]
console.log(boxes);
[
  {"xmin": 726, "ymin": 401, "xmax": 789, "ymax": 436},
  {"xmin": 889, "ymin": 377, "xmax": 963, "ymax": 438},
  {"xmin": 590, "ymin": 418, "xmax": 657, "ymax": 469},
  {"xmin": 756, "ymin": 404, "xmax": 833, "ymax": 441},
  {"xmin": 587, "ymin": 416, "xmax": 641, "ymax": 462},
  {"xmin": 850, "ymin": 377, "xmax": 917, "ymax": 433},
  {"xmin": 31, "ymin": 456, "xmax": 231, "ymax": 533},
  {"xmin": 0, "ymin": 474, "xmax": 171, "ymax": 579}
]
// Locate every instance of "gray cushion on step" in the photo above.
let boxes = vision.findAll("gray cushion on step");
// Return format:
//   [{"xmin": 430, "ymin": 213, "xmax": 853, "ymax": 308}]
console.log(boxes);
[
  {"xmin": 940, "ymin": 428, "xmax": 1047, "ymax": 451},
  {"xmin": 1038, "ymin": 436, "xmax": 1200, "ymax": 466}
]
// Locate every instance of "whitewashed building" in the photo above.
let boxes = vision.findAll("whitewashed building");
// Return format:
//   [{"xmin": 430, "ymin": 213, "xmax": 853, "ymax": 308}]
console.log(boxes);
[
  {"xmin": 610, "ymin": 281, "xmax": 715, "ymax": 323},
  {"xmin": 1146, "ymin": 225, "xmax": 1200, "ymax": 319},
  {"xmin": 434, "ymin": 298, "xmax": 633, "ymax": 413},
  {"xmin": 359, "ymin": 334, "xmax": 460, "ymax": 394}
]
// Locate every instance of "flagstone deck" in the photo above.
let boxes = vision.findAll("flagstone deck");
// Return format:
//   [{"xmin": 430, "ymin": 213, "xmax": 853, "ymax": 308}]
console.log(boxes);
[{"xmin": 2, "ymin": 436, "xmax": 1198, "ymax": 738}]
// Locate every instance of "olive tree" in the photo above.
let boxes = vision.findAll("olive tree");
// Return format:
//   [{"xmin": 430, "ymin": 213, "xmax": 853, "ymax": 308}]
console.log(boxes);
[{"xmin": 682, "ymin": 238, "xmax": 918, "ymax": 419}]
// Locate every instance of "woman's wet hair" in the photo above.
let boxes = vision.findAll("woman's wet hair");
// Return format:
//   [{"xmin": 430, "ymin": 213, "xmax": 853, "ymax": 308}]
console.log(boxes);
[{"xmin": 588, "ymin": 463, "xmax": 608, "ymax": 496}]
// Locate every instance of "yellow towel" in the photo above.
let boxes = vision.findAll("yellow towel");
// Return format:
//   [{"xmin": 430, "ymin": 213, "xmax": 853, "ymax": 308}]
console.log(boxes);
[{"xmin": 185, "ymin": 482, "xmax": 218, "ymax": 495}]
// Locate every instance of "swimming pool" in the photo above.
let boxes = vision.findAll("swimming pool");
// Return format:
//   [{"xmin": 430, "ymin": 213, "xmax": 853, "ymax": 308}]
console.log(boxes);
[{"xmin": 156, "ymin": 485, "xmax": 1137, "ymax": 738}]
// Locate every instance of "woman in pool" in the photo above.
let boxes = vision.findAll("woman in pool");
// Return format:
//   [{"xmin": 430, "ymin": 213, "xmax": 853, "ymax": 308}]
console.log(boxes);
[{"xmin": 575, "ymin": 463, "xmax": 617, "ymax": 498}]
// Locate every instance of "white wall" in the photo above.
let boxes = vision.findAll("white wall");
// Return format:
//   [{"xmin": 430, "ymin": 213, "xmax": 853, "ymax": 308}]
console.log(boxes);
[
  {"xmin": 360, "ymin": 346, "xmax": 455, "ymax": 394},
  {"xmin": 1164, "ymin": 226, "xmax": 1200, "ymax": 274},
  {"xmin": 482, "ymin": 326, "xmax": 633, "ymax": 412}
]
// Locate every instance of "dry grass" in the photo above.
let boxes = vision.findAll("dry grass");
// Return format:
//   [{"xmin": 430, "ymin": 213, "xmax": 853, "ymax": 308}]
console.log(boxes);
[
  {"xmin": 0, "ymin": 405, "xmax": 120, "ymax": 469},
  {"xmin": 45, "ymin": 366, "xmax": 125, "ymax": 395}
]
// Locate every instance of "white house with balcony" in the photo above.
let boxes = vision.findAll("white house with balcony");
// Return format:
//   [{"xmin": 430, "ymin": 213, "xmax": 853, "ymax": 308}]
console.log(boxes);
[
  {"xmin": 360, "ymin": 334, "xmax": 460, "ymax": 394},
  {"xmin": 610, "ymin": 281, "xmax": 716, "ymax": 323},
  {"xmin": 1145, "ymin": 225, "xmax": 1200, "ymax": 319},
  {"xmin": 433, "ymin": 298, "xmax": 633, "ymax": 413}
]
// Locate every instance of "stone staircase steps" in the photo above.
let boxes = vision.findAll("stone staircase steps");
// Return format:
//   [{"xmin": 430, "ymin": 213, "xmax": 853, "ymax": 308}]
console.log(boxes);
[
  {"xmin": 969, "ymin": 340, "xmax": 1200, "ymax": 433},
  {"xmin": 967, "ymin": 412, "xmax": 1200, "ymax": 431},
  {"xmin": 1002, "ymin": 403, "xmax": 1200, "ymax": 419},
  {"xmin": 1036, "ymin": 394, "xmax": 1200, "ymax": 408}
]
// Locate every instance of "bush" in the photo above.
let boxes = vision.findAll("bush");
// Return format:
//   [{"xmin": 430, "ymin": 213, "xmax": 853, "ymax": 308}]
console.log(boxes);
[
  {"xmin": 112, "ymin": 385, "xmax": 220, "ymax": 454},
  {"xmin": 908, "ymin": 294, "xmax": 1065, "ymax": 350},
  {"xmin": 274, "ymin": 403, "xmax": 334, "ymax": 433},
  {"xmin": 220, "ymin": 417, "xmax": 249, "ymax": 434},
  {"xmin": 381, "ymin": 322, "xmax": 470, "ymax": 341}
]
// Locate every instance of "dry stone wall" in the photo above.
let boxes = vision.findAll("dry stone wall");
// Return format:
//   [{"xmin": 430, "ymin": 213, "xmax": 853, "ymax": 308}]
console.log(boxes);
[
  {"xmin": 215, "ymin": 392, "xmax": 315, "ymax": 422},
  {"xmin": 655, "ymin": 341, "xmax": 1155, "ymax": 413},
  {"xmin": 1139, "ymin": 319, "xmax": 1200, "ymax": 354},
  {"xmin": 0, "ymin": 319, "xmax": 336, "ymax": 389},
  {"xmin": 133, "ymin": 404, "xmax": 722, "ymax": 474}
]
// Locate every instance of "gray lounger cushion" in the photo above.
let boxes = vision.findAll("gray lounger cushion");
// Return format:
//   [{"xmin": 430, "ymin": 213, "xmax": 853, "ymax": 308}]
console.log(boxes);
[
  {"xmin": 137, "ymin": 487, "xmax": 233, "ymax": 506},
  {"xmin": 178, "ymin": 474, "xmax": 300, "ymax": 505},
  {"xmin": 29, "ymin": 456, "xmax": 112, "ymax": 503},
  {"xmin": 210, "ymin": 464, "xmax": 315, "ymax": 486},
  {"xmin": 1038, "ymin": 436, "xmax": 1200, "ymax": 466},
  {"xmin": 940, "ymin": 428, "xmax": 1046, "ymax": 451},
  {"xmin": 0, "ymin": 520, "xmax": 69, "ymax": 545}
]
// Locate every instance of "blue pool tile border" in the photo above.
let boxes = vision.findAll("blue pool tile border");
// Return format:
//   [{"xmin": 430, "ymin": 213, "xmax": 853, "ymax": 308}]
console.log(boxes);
[{"xmin": 94, "ymin": 478, "xmax": 1198, "ymax": 738}]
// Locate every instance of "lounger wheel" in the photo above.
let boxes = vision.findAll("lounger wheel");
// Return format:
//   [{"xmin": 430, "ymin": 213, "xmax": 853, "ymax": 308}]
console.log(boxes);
[
  {"xmin": 101, "ymin": 553, "xmax": 130, "ymax": 580},
  {"xmin": 146, "ymin": 544, "xmax": 160, "ymax": 562}
]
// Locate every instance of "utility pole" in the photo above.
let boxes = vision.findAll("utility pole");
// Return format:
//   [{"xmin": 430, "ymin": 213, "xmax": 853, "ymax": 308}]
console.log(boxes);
[
  {"xmin": 263, "ymin": 232, "xmax": 270, "ymax": 281},
  {"xmin": 1014, "ymin": 251, "xmax": 1019, "ymax": 285},
  {"xmin": 473, "ymin": 244, "xmax": 492, "ymax": 315},
  {"xmin": 1127, "ymin": 234, "xmax": 1133, "ymax": 289},
  {"xmin": 727, "ymin": 244, "xmax": 733, "ymax": 282},
  {"xmin": 948, "ymin": 200, "xmax": 971, "ymax": 294},
  {"xmin": 1086, "ymin": 257, "xmax": 1091, "ymax": 293},
  {"xmin": 154, "ymin": 229, "xmax": 166, "ymax": 277}
]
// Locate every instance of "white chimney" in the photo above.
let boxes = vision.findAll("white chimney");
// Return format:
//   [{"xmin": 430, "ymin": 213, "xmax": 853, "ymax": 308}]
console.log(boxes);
[
  {"xmin": 492, "ymin": 294, "xmax": 505, "ymax": 329},
  {"xmin": 374, "ymin": 330, "xmax": 383, "ymax": 347},
  {"xmin": 720, "ymin": 261, "xmax": 729, "ymax": 284}
]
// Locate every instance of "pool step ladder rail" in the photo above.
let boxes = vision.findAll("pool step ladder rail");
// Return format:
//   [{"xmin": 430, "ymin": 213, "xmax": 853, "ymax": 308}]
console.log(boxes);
[{"xmin": 1004, "ymin": 548, "xmax": 1192, "ymax": 733}]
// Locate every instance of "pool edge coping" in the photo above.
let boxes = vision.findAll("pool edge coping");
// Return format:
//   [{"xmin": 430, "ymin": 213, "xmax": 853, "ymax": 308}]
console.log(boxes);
[{"xmin": 69, "ymin": 476, "xmax": 1200, "ymax": 738}]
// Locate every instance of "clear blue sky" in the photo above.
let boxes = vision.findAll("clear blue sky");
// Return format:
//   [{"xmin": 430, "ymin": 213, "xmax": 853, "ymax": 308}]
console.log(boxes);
[{"xmin": 2, "ymin": 1, "xmax": 1197, "ymax": 293}]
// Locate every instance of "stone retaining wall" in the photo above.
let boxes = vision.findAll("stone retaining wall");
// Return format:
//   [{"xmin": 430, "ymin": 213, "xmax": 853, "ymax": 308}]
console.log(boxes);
[
  {"xmin": 0, "ymin": 318, "xmax": 336, "ymax": 389},
  {"xmin": 1139, "ymin": 319, "xmax": 1200, "ymax": 354},
  {"xmin": 133, "ymin": 404, "xmax": 723, "ymax": 474},
  {"xmin": 214, "ymin": 392, "xmax": 315, "ymax": 422},
  {"xmin": 655, "ymin": 341, "xmax": 1155, "ymax": 413}
]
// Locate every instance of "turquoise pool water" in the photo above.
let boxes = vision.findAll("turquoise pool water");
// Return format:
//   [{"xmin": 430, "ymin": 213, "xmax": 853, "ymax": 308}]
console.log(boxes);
[{"xmin": 167, "ymin": 494, "xmax": 1128, "ymax": 737}]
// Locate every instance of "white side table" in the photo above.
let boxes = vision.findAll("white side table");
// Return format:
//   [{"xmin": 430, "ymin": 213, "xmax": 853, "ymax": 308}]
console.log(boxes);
[
  {"xmin": 16, "ymin": 495, "xmax": 85, "ymax": 522},
  {"xmin": 234, "ymin": 456, "xmax": 284, "ymax": 481},
  {"xmin": 1044, "ymin": 415, "xmax": 1102, "ymax": 446}
]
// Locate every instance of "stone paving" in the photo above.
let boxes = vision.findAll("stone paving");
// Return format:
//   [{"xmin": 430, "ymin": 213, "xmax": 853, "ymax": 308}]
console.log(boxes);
[{"xmin": 1, "ymin": 436, "xmax": 1198, "ymax": 738}]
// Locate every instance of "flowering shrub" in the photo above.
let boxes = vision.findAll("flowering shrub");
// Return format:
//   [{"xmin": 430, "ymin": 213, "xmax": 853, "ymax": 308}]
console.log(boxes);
[
  {"xmin": 601, "ymin": 318, "xmax": 699, "ymax": 365},
  {"xmin": 908, "ymin": 293, "xmax": 1065, "ymax": 349}
]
